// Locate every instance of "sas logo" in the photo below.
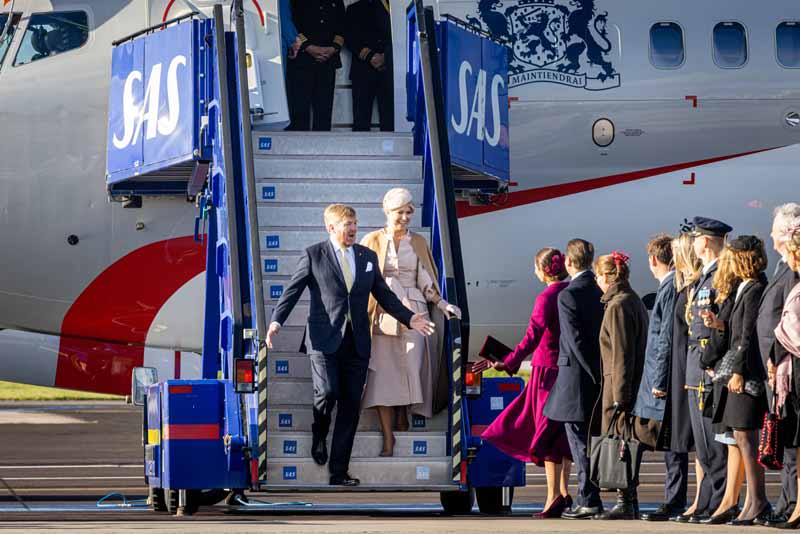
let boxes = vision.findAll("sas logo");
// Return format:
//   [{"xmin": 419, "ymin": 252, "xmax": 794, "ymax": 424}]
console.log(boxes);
[
  {"xmin": 270, "ymin": 285, "xmax": 284, "ymax": 299},
  {"xmin": 450, "ymin": 60, "xmax": 504, "ymax": 148},
  {"xmin": 275, "ymin": 360, "xmax": 289, "ymax": 375},
  {"xmin": 411, "ymin": 415, "xmax": 426, "ymax": 428},
  {"xmin": 413, "ymin": 441, "xmax": 428, "ymax": 455},
  {"xmin": 278, "ymin": 413, "xmax": 293, "ymax": 427},
  {"xmin": 283, "ymin": 440, "xmax": 298, "ymax": 455},
  {"xmin": 266, "ymin": 235, "xmax": 280, "ymax": 249},
  {"xmin": 468, "ymin": 0, "xmax": 620, "ymax": 90},
  {"xmin": 262, "ymin": 186, "xmax": 276, "ymax": 200},
  {"xmin": 264, "ymin": 259, "xmax": 278, "ymax": 273},
  {"xmin": 283, "ymin": 466, "xmax": 297, "ymax": 480},
  {"xmin": 112, "ymin": 55, "xmax": 187, "ymax": 149}
]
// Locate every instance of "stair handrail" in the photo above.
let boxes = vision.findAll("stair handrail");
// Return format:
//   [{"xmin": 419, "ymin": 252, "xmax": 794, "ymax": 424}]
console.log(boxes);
[{"xmin": 412, "ymin": 0, "xmax": 470, "ymax": 484}]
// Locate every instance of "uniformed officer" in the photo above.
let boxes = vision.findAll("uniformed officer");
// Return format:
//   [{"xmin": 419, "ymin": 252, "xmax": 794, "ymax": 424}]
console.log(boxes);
[
  {"xmin": 345, "ymin": 0, "xmax": 393, "ymax": 131},
  {"xmin": 286, "ymin": 0, "xmax": 346, "ymax": 131},
  {"xmin": 683, "ymin": 216, "xmax": 733, "ymax": 521}
]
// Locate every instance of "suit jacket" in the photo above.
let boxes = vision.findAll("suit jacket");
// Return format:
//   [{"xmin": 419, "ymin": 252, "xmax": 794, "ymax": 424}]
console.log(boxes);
[
  {"xmin": 758, "ymin": 260, "xmax": 800, "ymax": 366},
  {"xmin": 344, "ymin": 0, "xmax": 392, "ymax": 82},
  {"xmin": 668, "ymin": 287, "xmax": 694, "ymax": 453},
  {"xmin": 271, "ymin": 240, "xmax": 414, "ymax": 357},
  {"xmin": 543, "ymin": 271, "xmax": 604, "ymax": 424},
  {"xmin": 634, "ymin": 271, "xmax": 677, "ymax": 421}
]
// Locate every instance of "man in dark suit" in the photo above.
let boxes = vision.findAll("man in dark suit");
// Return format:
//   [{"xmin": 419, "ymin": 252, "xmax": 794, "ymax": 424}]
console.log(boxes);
[
  {"xmin": 760, "ymin": 204, "xmax": 800, "ymax": 522},
  {"xmin": 286, "ymin": 0, "xmax": 345, "ymax": 131},
  {"xmin": 267, "ymin": 204, "xmax": 434, "ymax": 485},
  {"xmin": 345, "ymin": 0, "xmax": 394, "ymax": 131},
  {"xmin": 544, "ymin": 238, "xmax": 605, "ymax": 519}
]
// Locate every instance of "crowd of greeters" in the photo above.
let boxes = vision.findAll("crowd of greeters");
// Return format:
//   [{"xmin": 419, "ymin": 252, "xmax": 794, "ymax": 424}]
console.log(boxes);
[
  {"xmin": 278, "ymin": 0, "xmax": 393, "ymax": 132},
  {"xmin": 473, "ymin": 205, "xmax": 800, "ymax": 526}
]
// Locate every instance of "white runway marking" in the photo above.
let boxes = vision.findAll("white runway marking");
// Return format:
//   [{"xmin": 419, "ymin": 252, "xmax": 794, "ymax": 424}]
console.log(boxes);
[
  {"xmin": 0, "ymin": 411, "xmax": 89, "ymax": 425},
  {"xmin": 1, "ymin": 476, "xmax": 143, "ymax": 481}
]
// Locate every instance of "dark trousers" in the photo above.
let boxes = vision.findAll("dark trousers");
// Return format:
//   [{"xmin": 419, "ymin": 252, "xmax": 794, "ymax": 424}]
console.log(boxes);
[
  {"xmin": 286, "ymin": 54, "xmax": 336, "ymax": 131},
  {"xmin": 664, "ymin": 451, "xmax": 689, "ymax": 508},
  {"xmin": 687, "ymin": 389, "xmax": 727, "ymax": 514},
  {"xmin": 564, "ymin": 421, "xmax": 602, "ymax": 508},
  {"xmin": 777, "ymin": 447, "xmax": 798, "ymax": 517},
  {"xmin": 309, "ymin": 324, "xmax": 368, "ymax": 477},
  {"xmin": 351, "ymin": 65, "xmax": 394, "ymax": 131}
]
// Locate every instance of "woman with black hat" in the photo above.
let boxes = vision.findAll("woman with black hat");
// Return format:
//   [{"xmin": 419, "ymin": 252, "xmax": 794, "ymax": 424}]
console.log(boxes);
[{"xmin": 700, "ymin": 235, "xmax": 770, "ymax": 525}]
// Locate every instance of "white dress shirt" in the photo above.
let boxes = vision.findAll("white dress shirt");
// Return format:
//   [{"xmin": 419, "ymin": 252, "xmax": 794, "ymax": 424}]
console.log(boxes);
[
  {"xmin": 702, "ymin": 258, "xmax": 718, "ymax": 276},
  {"xmin": 330, "ymin": 235, "xmax": 356, "ymax": 284}
]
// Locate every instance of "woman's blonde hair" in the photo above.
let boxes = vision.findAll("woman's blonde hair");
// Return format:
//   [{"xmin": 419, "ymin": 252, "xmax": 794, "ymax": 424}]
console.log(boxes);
[
  {"xmin": 594, "ymin": 251, "xmax": 631, "ymax": 285},
  {"xmin": 712, "ymin": 249, "xmax": 739, "ymax": 304},
  {"xmin": 673, "ymin": 233, "xmax": 702, "ymax": 291}
]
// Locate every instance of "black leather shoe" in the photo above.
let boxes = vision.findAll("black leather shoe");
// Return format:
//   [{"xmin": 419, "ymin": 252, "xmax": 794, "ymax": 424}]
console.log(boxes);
[
  {"xmin": 670, "ymin": 512, "xmax": 692, "ymax": 523},
  {"xmin": 642, "ymin": 503, "xmax": 685, "ymax": 521},
  {"xmin": 728, "ymin": 505, "xmax": 772, "ymax": 526},
  {"xmin": 772, "ymin": 516, "xmax": 800, "ymax": 529},
  {"xmin": 329, "ymin": 474, "xmax": 360, "ymax": 486},
  {"xmin": 311, "ymin": 435, "xmax": 328, "ymax": 466},
  {"xmin": 594, "ymin": 502, "xmax": 639, "ymax": 520},
  {"xmin": 562, "ymin": 505, "xmax": 603, "ymax": 519},
  {"xmin": 700, "ymin": 506, "xmax": 739, "ymax": 524},
  {"xmin": 688, "ymin": 513, "xmax": 710, "ymax": 523}
]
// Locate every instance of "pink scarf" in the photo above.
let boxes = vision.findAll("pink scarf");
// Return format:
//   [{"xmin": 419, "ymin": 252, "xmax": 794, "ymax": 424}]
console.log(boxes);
[{"xmin": 775, "ymin": 282, "xmax": 800, "ymax": 409}]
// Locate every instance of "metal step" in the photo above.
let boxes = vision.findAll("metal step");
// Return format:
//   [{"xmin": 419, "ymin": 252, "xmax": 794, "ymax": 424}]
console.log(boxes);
[
  {"xmin": 253, "ymin": 155, "xmax": 422, "ymax": 181},
  {"xmin": 257, "ymin": 181, "xmax": 423, "ymax": 205},
  {"xmin": 265, "ymin": 457, "xmax": 452, "ymax": 486},
  {"xmin": 266, "ymin": 405, "xmax": 448, "ymax": 433},
  {"xmin": 253, "ymin": 131, "xmax": 414, "ymax": 157},
  {"xmin": 267, "ymin": 431, "xmax": 446, "ymax": 459},
  {"xmin": 257, "ymin": 228, "xmax": 429, "ymax": 254},
  {"xmin": 263, "ymin": 280, "xmax": 307, "ymax": 303},
  {"xmin": 257, "ymin": 205, "xmax": 421, "ymax": 228},
  {"xmin": 266, "ymin": 304, "xmax": 308, "ymax": 327}
]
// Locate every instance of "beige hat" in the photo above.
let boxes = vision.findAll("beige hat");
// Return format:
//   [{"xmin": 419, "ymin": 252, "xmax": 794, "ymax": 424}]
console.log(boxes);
[{"xmin": 382, "ymin": 187, "xmax": 414, "ymax": 211}]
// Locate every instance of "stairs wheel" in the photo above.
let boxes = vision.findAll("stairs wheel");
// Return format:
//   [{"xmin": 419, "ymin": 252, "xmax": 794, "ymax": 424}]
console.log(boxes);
[
  {"xmin": 166, "ymin": 489, "xmax": 179, "ymax": 514},
  {"xmin": 440, "ymin": 488, "xmax": 475, "ymax": 515},
  {"xmin": 148, "ymin": 487, "xmax": 167, "ymax": 512},
  {"xmin": 166, "ymin": 489, "xmax": 200, "ymax": 515},
  {"xmin": 475, "ymin": 486, "xmax": 514, "ymax": 515}
]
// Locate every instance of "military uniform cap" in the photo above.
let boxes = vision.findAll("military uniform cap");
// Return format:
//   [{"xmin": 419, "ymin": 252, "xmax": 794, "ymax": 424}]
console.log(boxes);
[{"xmin": 691, "ymin": 216, "xmax": 732, "ymax": 238}]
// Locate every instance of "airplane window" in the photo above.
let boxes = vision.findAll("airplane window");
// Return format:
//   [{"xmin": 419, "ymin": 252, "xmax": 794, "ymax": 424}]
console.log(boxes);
[
  {"xmin": 13, "ymin": 11, "xmax": 88, "ymax": 67},
  {"xmin": 777, "ymin": 22, "xmax": 800, "ymax": 68},
  {"xmin": 650, "ymin": 22, "xmax": 685, "ymax": 69},
  {"xmin": 713, "ymin": 22, "xmax": 747, "ymax": 68},
  {"xmin": 0, "ymin": 13, "xmax": 20, "ymax": 67}
]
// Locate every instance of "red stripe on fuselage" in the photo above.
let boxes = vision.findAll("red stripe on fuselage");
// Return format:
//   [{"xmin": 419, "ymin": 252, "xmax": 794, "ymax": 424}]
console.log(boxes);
[
  {"xmin": 55, "ymin": 237, "xmax": 204, "ymax": 395},
  {"xmin": 457, "ymin": 147, "xmax": 780, "ymax": 218}
]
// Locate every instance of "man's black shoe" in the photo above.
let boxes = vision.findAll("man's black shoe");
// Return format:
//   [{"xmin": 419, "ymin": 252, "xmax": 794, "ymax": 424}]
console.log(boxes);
[
  {"xmin": 593, "ymin": 503, "xmax": 639, "ymax": 520},
  {"xmin": 641, "ymin": 503, "xmax": 685, "ymax": 521},
  {"xmin": 687, "ymin": 513, "xmax": 710, "ymax": 523},
  {"xmin": 562, "ymin": 505, "xmax": 603, "ymax": 519},
  {"xmin": 311, "ymin": 435, "xmax": 328, "ymax": 466},
  {"xmin": 330, "ymin": 474, "xmax": 360, "ymax": 486},
  {"xmin": 670, "ymin": 512, "xmax": 693, "ymax": 523}
]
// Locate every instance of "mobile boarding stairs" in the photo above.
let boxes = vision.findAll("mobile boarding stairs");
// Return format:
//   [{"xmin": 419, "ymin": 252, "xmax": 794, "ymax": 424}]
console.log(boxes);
[{"xmin": 106, "ymin": 1, "xmax": 520, "ymax": 516}]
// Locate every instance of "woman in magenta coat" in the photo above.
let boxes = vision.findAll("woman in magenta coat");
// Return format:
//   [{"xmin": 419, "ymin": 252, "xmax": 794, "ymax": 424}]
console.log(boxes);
[{"xmin": 474, "ymin": 247, "xmax": 573, "ymax": 518}]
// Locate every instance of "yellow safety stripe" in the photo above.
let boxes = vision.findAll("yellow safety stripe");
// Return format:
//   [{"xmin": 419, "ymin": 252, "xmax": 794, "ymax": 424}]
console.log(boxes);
[{"xmin": 147, "ymin": 429, "xmax": 161, "ymax": 445}]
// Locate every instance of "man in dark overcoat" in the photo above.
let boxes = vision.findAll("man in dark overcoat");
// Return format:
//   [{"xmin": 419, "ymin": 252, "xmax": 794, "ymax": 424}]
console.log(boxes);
[
  {"xmin": 760, "ymin": 204, "xmax": 800, "ymax": 522},
  {"xmin": 544, "ymin": 238, "xmax": 605, "ymax": 519}
]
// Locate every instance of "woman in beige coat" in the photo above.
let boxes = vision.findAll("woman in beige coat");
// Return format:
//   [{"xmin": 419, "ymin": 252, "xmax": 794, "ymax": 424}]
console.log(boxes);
[{"xmin": 360, "ymin": 188, "xmax": 461, "ymax": 456}]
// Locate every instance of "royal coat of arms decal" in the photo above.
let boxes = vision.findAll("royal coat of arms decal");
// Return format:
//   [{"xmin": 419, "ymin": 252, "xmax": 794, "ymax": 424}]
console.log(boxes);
[{"xmin": 466, "ymin": 0, "xmax": 621, "ymax": 90}]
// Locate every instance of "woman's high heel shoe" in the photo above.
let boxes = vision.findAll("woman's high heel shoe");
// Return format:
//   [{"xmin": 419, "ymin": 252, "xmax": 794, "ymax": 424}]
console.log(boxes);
[
  {"xmin": 533, "ymin": 495, "xmax": 567, "ymax": 519},
  {"xmin": 379, "ymin": 434, "xmax": 395, "ymax": 457},
  {"xmin": 774, "ymin": 516, "xmax": 800, "ymax": 529}
]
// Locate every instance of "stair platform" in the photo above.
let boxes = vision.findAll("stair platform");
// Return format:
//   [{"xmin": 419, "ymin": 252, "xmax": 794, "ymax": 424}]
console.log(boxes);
[{"xmin": 253, "ymin": 131, "xmax": 414, "ymax": 157}]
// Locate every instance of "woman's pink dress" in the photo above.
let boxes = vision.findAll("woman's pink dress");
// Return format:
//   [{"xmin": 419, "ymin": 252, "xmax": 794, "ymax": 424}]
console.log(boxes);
[{"xmin": 481, "ymin": 281, "xmax": 572, "ymax": 465}]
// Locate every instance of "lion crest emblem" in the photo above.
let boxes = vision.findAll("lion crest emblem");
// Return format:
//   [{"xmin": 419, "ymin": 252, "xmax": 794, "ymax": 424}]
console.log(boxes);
[{"xmin": 466, "ymin": 0, "xmax": 621, "ymax": 90}]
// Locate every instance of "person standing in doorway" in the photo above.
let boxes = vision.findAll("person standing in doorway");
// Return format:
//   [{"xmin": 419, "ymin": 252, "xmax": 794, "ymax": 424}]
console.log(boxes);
[
  {"xmin": 345, "ymin": 0, "xmax": 394, "ymax": 131},
  {"xmin": 544, "ymin": 239, "xmax": 605, "ymax": 519},
  {"xmin": 286, "ymin": 0, "xmax": 345, "ymax": 131},
  {"xmin": 266, "ymin": 204, "xmax": 435, "ymax": 486}
]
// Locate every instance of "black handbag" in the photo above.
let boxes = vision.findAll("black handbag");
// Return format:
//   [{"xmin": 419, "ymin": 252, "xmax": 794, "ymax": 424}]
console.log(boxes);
[
  {"xmin": 713, "ymin": 348, "xmax": 765, "ymax": 397},
  {"xmin": 590, "ymin": 409, "xmax": 643, "ymax": 491},
  {"xmin": 758, "ymin": 392, "xmax": 784, "ymax": 471}
]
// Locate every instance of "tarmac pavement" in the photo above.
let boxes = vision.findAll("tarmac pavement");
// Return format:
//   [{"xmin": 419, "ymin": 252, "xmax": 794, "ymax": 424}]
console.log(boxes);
[{"xmin": 0, "ymin": 401, "xmax": 788, "ymax": 532}]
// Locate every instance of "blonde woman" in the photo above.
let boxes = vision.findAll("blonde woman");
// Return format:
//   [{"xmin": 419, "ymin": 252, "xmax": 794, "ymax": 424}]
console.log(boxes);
[
  {"xmin": 668, "ymin": 232, "xmax": 706, "ymax": 523},
  {"xmin": 360, "ymin": 188, "xmax": 461, "ymax": 456}
]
